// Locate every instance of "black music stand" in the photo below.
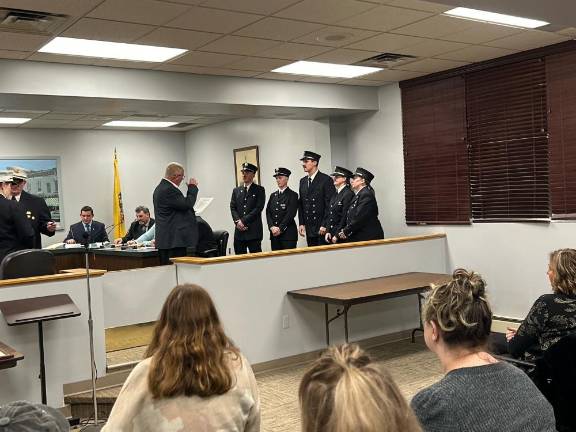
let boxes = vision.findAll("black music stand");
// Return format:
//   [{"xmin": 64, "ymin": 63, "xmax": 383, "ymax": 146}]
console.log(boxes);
[{"xmin": 0, "ymin": 294, "xmax": 81, "ymax": 404}]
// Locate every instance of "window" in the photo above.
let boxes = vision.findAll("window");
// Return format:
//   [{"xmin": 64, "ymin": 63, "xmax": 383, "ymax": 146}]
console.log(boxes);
[
  {"xmin": 46, "ymin": 183, "xmax": 52, "ymax": 194},
  {"xmin": 37, "ymin": 180, "xmax": 42, "ymax": 192}
]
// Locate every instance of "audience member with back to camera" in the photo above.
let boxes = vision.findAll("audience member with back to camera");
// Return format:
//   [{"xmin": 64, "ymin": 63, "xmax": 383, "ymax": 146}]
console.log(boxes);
[
  {"xmin": 410, "ymin": 269, "xmax": 556, "ymax": 432},
  {"xmin": 102, "ymin": 284, "xmax": 260, "ymax": 432}
]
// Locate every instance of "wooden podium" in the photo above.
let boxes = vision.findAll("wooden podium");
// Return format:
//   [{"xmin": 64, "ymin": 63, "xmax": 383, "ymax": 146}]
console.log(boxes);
[{"xmin": 0, "ymin": 294, "xmax": 81, "ymax": 404}]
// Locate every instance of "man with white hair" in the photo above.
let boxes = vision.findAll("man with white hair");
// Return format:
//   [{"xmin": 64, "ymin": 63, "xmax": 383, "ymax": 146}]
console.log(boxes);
[{"xmin": 10, "ymin": 167, "xmax": 56, "ymax": 248}]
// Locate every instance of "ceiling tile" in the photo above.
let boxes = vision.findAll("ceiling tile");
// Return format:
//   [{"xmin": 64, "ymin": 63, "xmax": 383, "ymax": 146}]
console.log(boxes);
[
  {"xmin": 300, "ymin": 76, "xmax": 343, "ymax": 83},
  {"xmin": 62, "ymin": 18, "xmax": 155, "ymax": 43},
  {"xmin": 347, "ymin": 32, "xmax": 425, "ymax": 52},
  {"xmin": 88, "ymin": 0, "xmax": 190, "ymax": 26},
  {"xmin": 361, "ymin": 68, "xmax": 427, "ymax": 81},
  {"xmin": 225, "ymin": 56, "xmax": 291, "ymax": 71},
  {"xmin": 390, "ymin": 15, "xmax": 474, "ymax": 39},
  {"xmin": 0, "ymin": 0, "xmax": 104, "ymax": 16},
  {"xmin": 485, "ymin": 30, "xmax": 571, "ymax": 51},
  {"xmin": 336, "ymin": 5, "xmax": 432, "ymax": 32},
  {"xmin": 379, "ymin": 0, "xmax": 451, "ymax": 13},
  {"xmin": 93, "ymin": 59, "xmax": 160, "ymax": 69},
  {"xmin": 255, "ymin": 72, "xmax": 304, "ymax": 81},
  {"xmin": 168, "ymin": 51, "xmax": 242, "ymax": 67},
  {"xmin": 396, "ymin": 57, "xmax": 468, "ymax": 73},
  {"xmin": 198, "ymin": 36, "xmax": 280, "ymax": 56},
  {"xmin": 166, "ymin": 7, "xmax": 263, "ymax": 33},
  {"xmin": 557, "ymin": 27, "xmax": 576, "ymax": 38},
  {"xmin": 0, "ymin": 31, "xmax": 51, "ymax": 52},
  {"xmin": 257, "ymin": 42, "xmax": 333, "ymax": 60},
  {"xmin": 157, "ymin": 64, "xmax": 260, "ymax": 77},
  {"xmin": 0, "ymin": 111, "xmax": 47, "ymax": 118},
  {"xmin": 199, "ymin": 0, "xmax": 302, "ymax": 15},
  {"xmin": 234, "ymin": 18, "xmax": 324, "ymax": 41},
  {"xmin": 436, "ymin": 45, "xmax": 516, "ymax": 62},
  {"xmin": 135, "ymin": 27, "xmax": 221, "ymax": 50},
  {"xmin": 400, "ymin": 39, "xmax": 468, "ymax": 57},
  {"xmin": 293, "ymin": 26, "xmax": 378, "ymax": 47},
  {"xmin": 65, "ymin": 121, "xmax": 103, "ymax": 129},
  {"xmin": 275, "ymin": 0, "xmax": 376, "ymax": 25},
  {"xmin": 156, "ymin": 0, "xmax": 204, "ymax": 4},
  {"xmin": 309, "ymin": 48, "xmax": 380, "ymax": 64},
  {"xmin": 339, "ymin": 78, "xmax": 387, "ymax": 85},
  {"xmin": 27, "ymin": 52, "xmax": 98, "ymax": 65},
  {"xmin": 21, "ymin": 120, "xmax": 73, "ymax": 128},
  {"xmin": 0, "ymin": 50, "xmax": 29, "ymax": 60},
  {"xmin": 40, "ymin": 113, "xmax": 87, "ymax": 120},
  {"xmin": 440, "ymin": 21, "xmax": 524, "ymax": 44}
]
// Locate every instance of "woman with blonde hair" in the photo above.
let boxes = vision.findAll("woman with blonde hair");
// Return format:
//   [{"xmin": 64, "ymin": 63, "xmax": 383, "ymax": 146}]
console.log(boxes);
[
  {"xmin": 507, "ymin": 248, "xmax": 576, "ymax": 360},
  {"xmin": 411, "ymin": 269, "xmax": 555, "ymax": 432},
  {"xmin": 299, "ymin": 343, "xmax": 421, "ymax": 432},
  {"xmin": 103, "ymin": 284, "xmax": 260, "ymax": 432}
]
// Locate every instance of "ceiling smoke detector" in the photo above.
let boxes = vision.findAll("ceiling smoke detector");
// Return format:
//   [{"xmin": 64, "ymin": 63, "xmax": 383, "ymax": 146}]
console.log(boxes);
[
  {"xmin": 354, "ymin": 52, "xmax": 418, "ymax": 68},
  {"xmin": 0, "ymin": 8, "xmax": 68, "ymax": 34}
]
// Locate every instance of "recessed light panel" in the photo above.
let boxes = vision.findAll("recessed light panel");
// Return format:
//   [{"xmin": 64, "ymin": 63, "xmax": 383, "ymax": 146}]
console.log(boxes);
[
  {"xmin": 444, "ymin": 7, "xmax": 548, "ymax": 29},
  {"xmin": 0, "ymin": 118, "xmax": 31, "ymax": 124},
  {"xmin": 272, "ymin": 61, "xmax": 381, "ymax": 78},
  {"xmin": 103, "ymin": 121, "xmax": 178, "ymax": 128},
  {"xmin": 39, "ymin": 37, "xmax": 187, "ymax": 62}
]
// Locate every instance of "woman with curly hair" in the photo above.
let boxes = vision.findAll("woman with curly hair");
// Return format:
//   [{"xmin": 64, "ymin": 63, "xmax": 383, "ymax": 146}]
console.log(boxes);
[
  {"xmin": 411, "ymin": 269, "xmax": 555, "ymax": 432},
  {"xmin": 103, "ymin": 284, "xmax": 260, "ymax": 432}
]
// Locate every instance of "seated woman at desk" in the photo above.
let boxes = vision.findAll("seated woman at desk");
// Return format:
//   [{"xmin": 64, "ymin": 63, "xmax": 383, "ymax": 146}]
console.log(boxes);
[
  {"xmin": 506, "ymin": 248, "xmax": 576, "ymax": 361},
  {"xmin": 411, "ymin": 269, "xmax": 555, "ymax": 432},
  {"xmin": 103, "ymin": 284, "xmax": 260, "ymax": 432}
]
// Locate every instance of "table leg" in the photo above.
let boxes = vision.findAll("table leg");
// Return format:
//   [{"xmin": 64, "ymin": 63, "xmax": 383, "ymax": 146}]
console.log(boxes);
[
  {"xmin": 344, "ymin": 306, "xmax": 349, "ymax": 343},
  {"xmin": 38, "ymin": 321, "xmax": 47, "ymax": 404},
  {"xmin": 325, "ymin": 303, "xmax": 330, "ymax": 346},
  {"xmin": 411, "ymin": 293, "xmax": 424, "ymax": 343}
]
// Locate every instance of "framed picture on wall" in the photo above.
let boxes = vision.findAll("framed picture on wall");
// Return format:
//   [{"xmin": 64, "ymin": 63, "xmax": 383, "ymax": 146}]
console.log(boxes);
[
  {"xmin": 233, "ymin": 145, "xmax": 261, "ymax": 187},
  {"xmin": 0, "ymin": 157, "xmax": 65, "ymax": 230}
]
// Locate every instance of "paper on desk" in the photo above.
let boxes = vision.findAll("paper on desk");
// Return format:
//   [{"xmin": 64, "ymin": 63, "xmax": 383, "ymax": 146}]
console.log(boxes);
[
  {"xmin": 44, "ymin": 242, "xmax": 65, "ymax": 250},
  {"xmin": 194, "ymin": 197, "xmax": 213, "ymax": 215}
]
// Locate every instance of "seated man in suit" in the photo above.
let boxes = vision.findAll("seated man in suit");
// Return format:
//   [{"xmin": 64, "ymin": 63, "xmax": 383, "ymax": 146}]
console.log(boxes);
[
  {"xmin": 64, "ymin": 205, "xmax": 109, "ymax": 244},
  {"xmin": 113, "ymin": 205, "xmax": 155, "ymax": 245}
]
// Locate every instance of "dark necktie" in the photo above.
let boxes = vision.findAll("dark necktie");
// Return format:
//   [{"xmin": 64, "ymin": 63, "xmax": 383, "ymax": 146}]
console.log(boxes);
[
  {"xmin": 243, "ymin": 186, "xmax": 248, "ymax": 194},
  {"xmin": 11, "ymin": 196, "xmax": 16, "ymax": 201},
  {"xmin": 84, "ymin": 224, "xmax": 90, "ymax": 232},
  {"xmin": 308, "ymin": 177, "xmax": 312, "ymax": 187}
]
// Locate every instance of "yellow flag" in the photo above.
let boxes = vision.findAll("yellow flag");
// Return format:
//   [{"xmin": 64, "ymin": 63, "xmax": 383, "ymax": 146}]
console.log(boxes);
[{"xmin": 113, "ymin": 149, "xmax": 126, "ymax": 239}]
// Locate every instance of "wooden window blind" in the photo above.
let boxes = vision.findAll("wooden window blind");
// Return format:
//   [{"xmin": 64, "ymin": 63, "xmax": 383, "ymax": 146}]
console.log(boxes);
[
  {"xmin": 402, "ymin": 76, "xmax": 470, "ymax": 224},
  {"xmin": 547, "ymin": 51, "xmax": 576, "ymax": 219},
  {"xmin": 466, "ymin": 59, "xmax": 549, "ymax": 222}
]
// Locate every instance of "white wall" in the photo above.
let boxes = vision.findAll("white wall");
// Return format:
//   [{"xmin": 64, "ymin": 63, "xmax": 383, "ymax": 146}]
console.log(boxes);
[
  {"xmin": 185, "ymin": 118, "xmax": 332, "ymax": 252},
  {"xmin": 0, "ymin": 128, "xmax": 186, "ymax": 245},
  {"xmin": 343, "ymin": 83, "xmax": 576, "ymax": 319}
]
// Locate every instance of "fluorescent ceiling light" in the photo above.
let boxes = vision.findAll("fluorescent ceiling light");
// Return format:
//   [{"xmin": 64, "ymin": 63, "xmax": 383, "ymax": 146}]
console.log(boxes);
[
  {"xmin": 103, "ymin": 121, "xmax": 178, "ymax": 128},
  {"xmin": 39, "ymin": 37, "xmax": 187, "ymax": 62},
  {"xmin": 272, "ymin": 61, "xmax": 381, "ymax": 78},
  {"xmin": 444, "ymin": 7, "xmax": 548, "ymax": 29},
  {"xmin": 0, "ymin": 117, "xmax": 31, "ymax": 124}
]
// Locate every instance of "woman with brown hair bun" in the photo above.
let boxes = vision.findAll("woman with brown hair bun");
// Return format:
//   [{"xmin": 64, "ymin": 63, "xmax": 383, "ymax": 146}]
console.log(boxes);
[
  {"xmin": 411, "ymin": 269, "xmax": 555, "ymax": 432},
  {"xmin": 102, "ymin": 284, "xmax": 260, "ymax": 432},
  {"xmin": 299, "ymin": 344, "xmax": 421, "ymax": 432},
  {"xmin": 507, "ymin": 248, "xmax": 576, "ymax": 360}
]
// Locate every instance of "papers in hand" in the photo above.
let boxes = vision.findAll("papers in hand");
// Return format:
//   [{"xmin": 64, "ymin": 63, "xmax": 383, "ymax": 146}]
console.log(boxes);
[{"xmin": 194, "ymin": 197, "xmax": 213, "ymax": 215}]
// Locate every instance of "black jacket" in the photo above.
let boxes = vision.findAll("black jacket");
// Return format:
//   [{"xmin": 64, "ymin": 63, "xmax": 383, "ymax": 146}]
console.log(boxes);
[
  {"xmin": 230, "ymin": 183, "xmax": 266, "ymax": 241},
  {"xmin": 121, "ymin": 218, "xmax": 155, "ymax": 243},
  {"xmin": 341, "ymin": 187, "xmax": 384, "ymax": 242},
  {"xmin": 64, "ymin": 221, "xmax": 109, "ymax": 243},
  {"xmin": 266, "ymin": 188, "xmax": 298, "ymax": 241},
  {"xmin": 17, "ymin": 190, "xmax": 55, "ymax": 249},
  {"xmin": 298, "ymin": 171, "xmax": 336, "ymax": 237},
  {"xmin": 324, "ymin": 186, "xmax": 354, "ymax": 236},
  {"xmin": 153, "ymin": 179, "xmax": 198, "ymax": 250},
  {"xmin": 0, "ymin": 196, "xmax": 35, "ymax": 263}
]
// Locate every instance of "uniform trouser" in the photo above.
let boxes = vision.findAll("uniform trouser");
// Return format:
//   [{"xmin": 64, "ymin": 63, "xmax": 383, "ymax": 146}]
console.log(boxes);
[
  {"xmin": 234, "ymin": 239, "xmax": 262, "ymax": 255},
  {"xmin": 306, "ymin": 236, "xmax": 321, "ymax": 247},
  {"xmin": 158, "ymin": 247, "xmax": 187, "ymax": 265},
  {"xmin": 271, "ymin": 237, "xmax": 297, "ymax": 251}
]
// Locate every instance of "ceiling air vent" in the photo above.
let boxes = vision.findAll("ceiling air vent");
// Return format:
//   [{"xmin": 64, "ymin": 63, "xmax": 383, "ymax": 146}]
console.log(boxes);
[
  {"xmin": 354, "ymin": 52, "xmax": 417, "ymax": 68},
  {"xmin": 0, "ymin": 8, "xmax": 68, "ymax": 34}
]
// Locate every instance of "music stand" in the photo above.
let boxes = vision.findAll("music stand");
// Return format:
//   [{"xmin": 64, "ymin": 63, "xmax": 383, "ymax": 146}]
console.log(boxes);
[{"xmin": 0, "ymin": 294, "xmax": 81, "ymax": 404}]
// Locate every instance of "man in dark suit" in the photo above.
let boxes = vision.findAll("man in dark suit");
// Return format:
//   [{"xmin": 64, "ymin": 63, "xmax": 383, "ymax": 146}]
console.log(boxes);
[
  {"xmin": 298, "ymin": 151, "xmax": 336, "ymax": 246},
  {"xmin": 113, "ymin": 206, "xmax": 155, "ymax": 244},
  {"xmin": 266, "ymin": 167, "xmax": 298, "ymax": 251},
  {"xmin": 153, "ymin": 162, "xmax": 198, "ymax": 265},
  {"xmin": 338, "ymin": 167, "xmax": 384, "ymax": 243},
  {"xmin": 9, "ymin": 168, "xmax": 56, "ymax": 249},
  {"xmin": 324, "ymin": 166, "xmax": 355, "ymax": 245},
  {"xmin": 230, "ymin": 162, "xmax": 265, "ymax": 254},
  {"xmin": 64, "ymin": 206, "xmax": 109, "ymax": 244},
  {"xmin": 0, "ymin": 172, "xmax": 35, "ymax": 263}
]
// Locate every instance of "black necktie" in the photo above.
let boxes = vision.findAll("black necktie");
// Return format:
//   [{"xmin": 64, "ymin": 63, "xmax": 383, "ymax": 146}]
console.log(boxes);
[
  {"xmin": 11, "ymin": 196, "xmax": 16, "ymax": 201},
  {"xmin": 308, "ymin": 177, "xmax": 312, "ymax": 187},
  {"xmin": 243, "ymin": 186, "xmax": 248, "ymax": 194}
]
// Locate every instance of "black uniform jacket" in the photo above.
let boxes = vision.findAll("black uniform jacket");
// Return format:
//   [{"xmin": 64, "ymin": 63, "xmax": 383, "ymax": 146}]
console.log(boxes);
[
  {"xmin": 323, "ymin": 186, "xmax": 354, "ymax": 236},
  {"xmin": 266, "ymin": 187, "xmax": 298, "ymax": 241},
  {"xmin": 230, "ymin": 183, "xmax": 266, "ymax": 241},
  {"xmin": 121, "ymin": 218, "xmax": 155, "ymax": 243},
  {"xmin": 64, "ymin": 221, "xmax": 109, "ymax": 243},
  {"xmin": 17, "ymin": 190, "xmax": 55, "ymax": 249},
  {"xmin": 153, "ymin": 179, "xmax": 198, "ymax": 250},
  {"xmin": 298, "ymin": 171, "xmax": 336, "ymax": 237},
  {"xmin": 341, "ymin": 187, "xmax": 384, "ymax": 242},
  {"xmin": 0, "ymin": 196, "xmax": 35, "ymax": 263}
]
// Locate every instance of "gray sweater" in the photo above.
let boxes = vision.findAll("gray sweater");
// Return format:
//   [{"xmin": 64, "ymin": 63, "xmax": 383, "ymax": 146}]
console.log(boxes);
[{"xmin": 411, "ymin": 362, "xmax": 556, "ymax": 432}]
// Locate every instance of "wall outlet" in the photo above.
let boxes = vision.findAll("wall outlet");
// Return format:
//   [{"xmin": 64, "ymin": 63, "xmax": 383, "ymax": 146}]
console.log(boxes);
[{"xmin": 282, "ymin": 314, "xmax": 290, "ymax": 329}]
